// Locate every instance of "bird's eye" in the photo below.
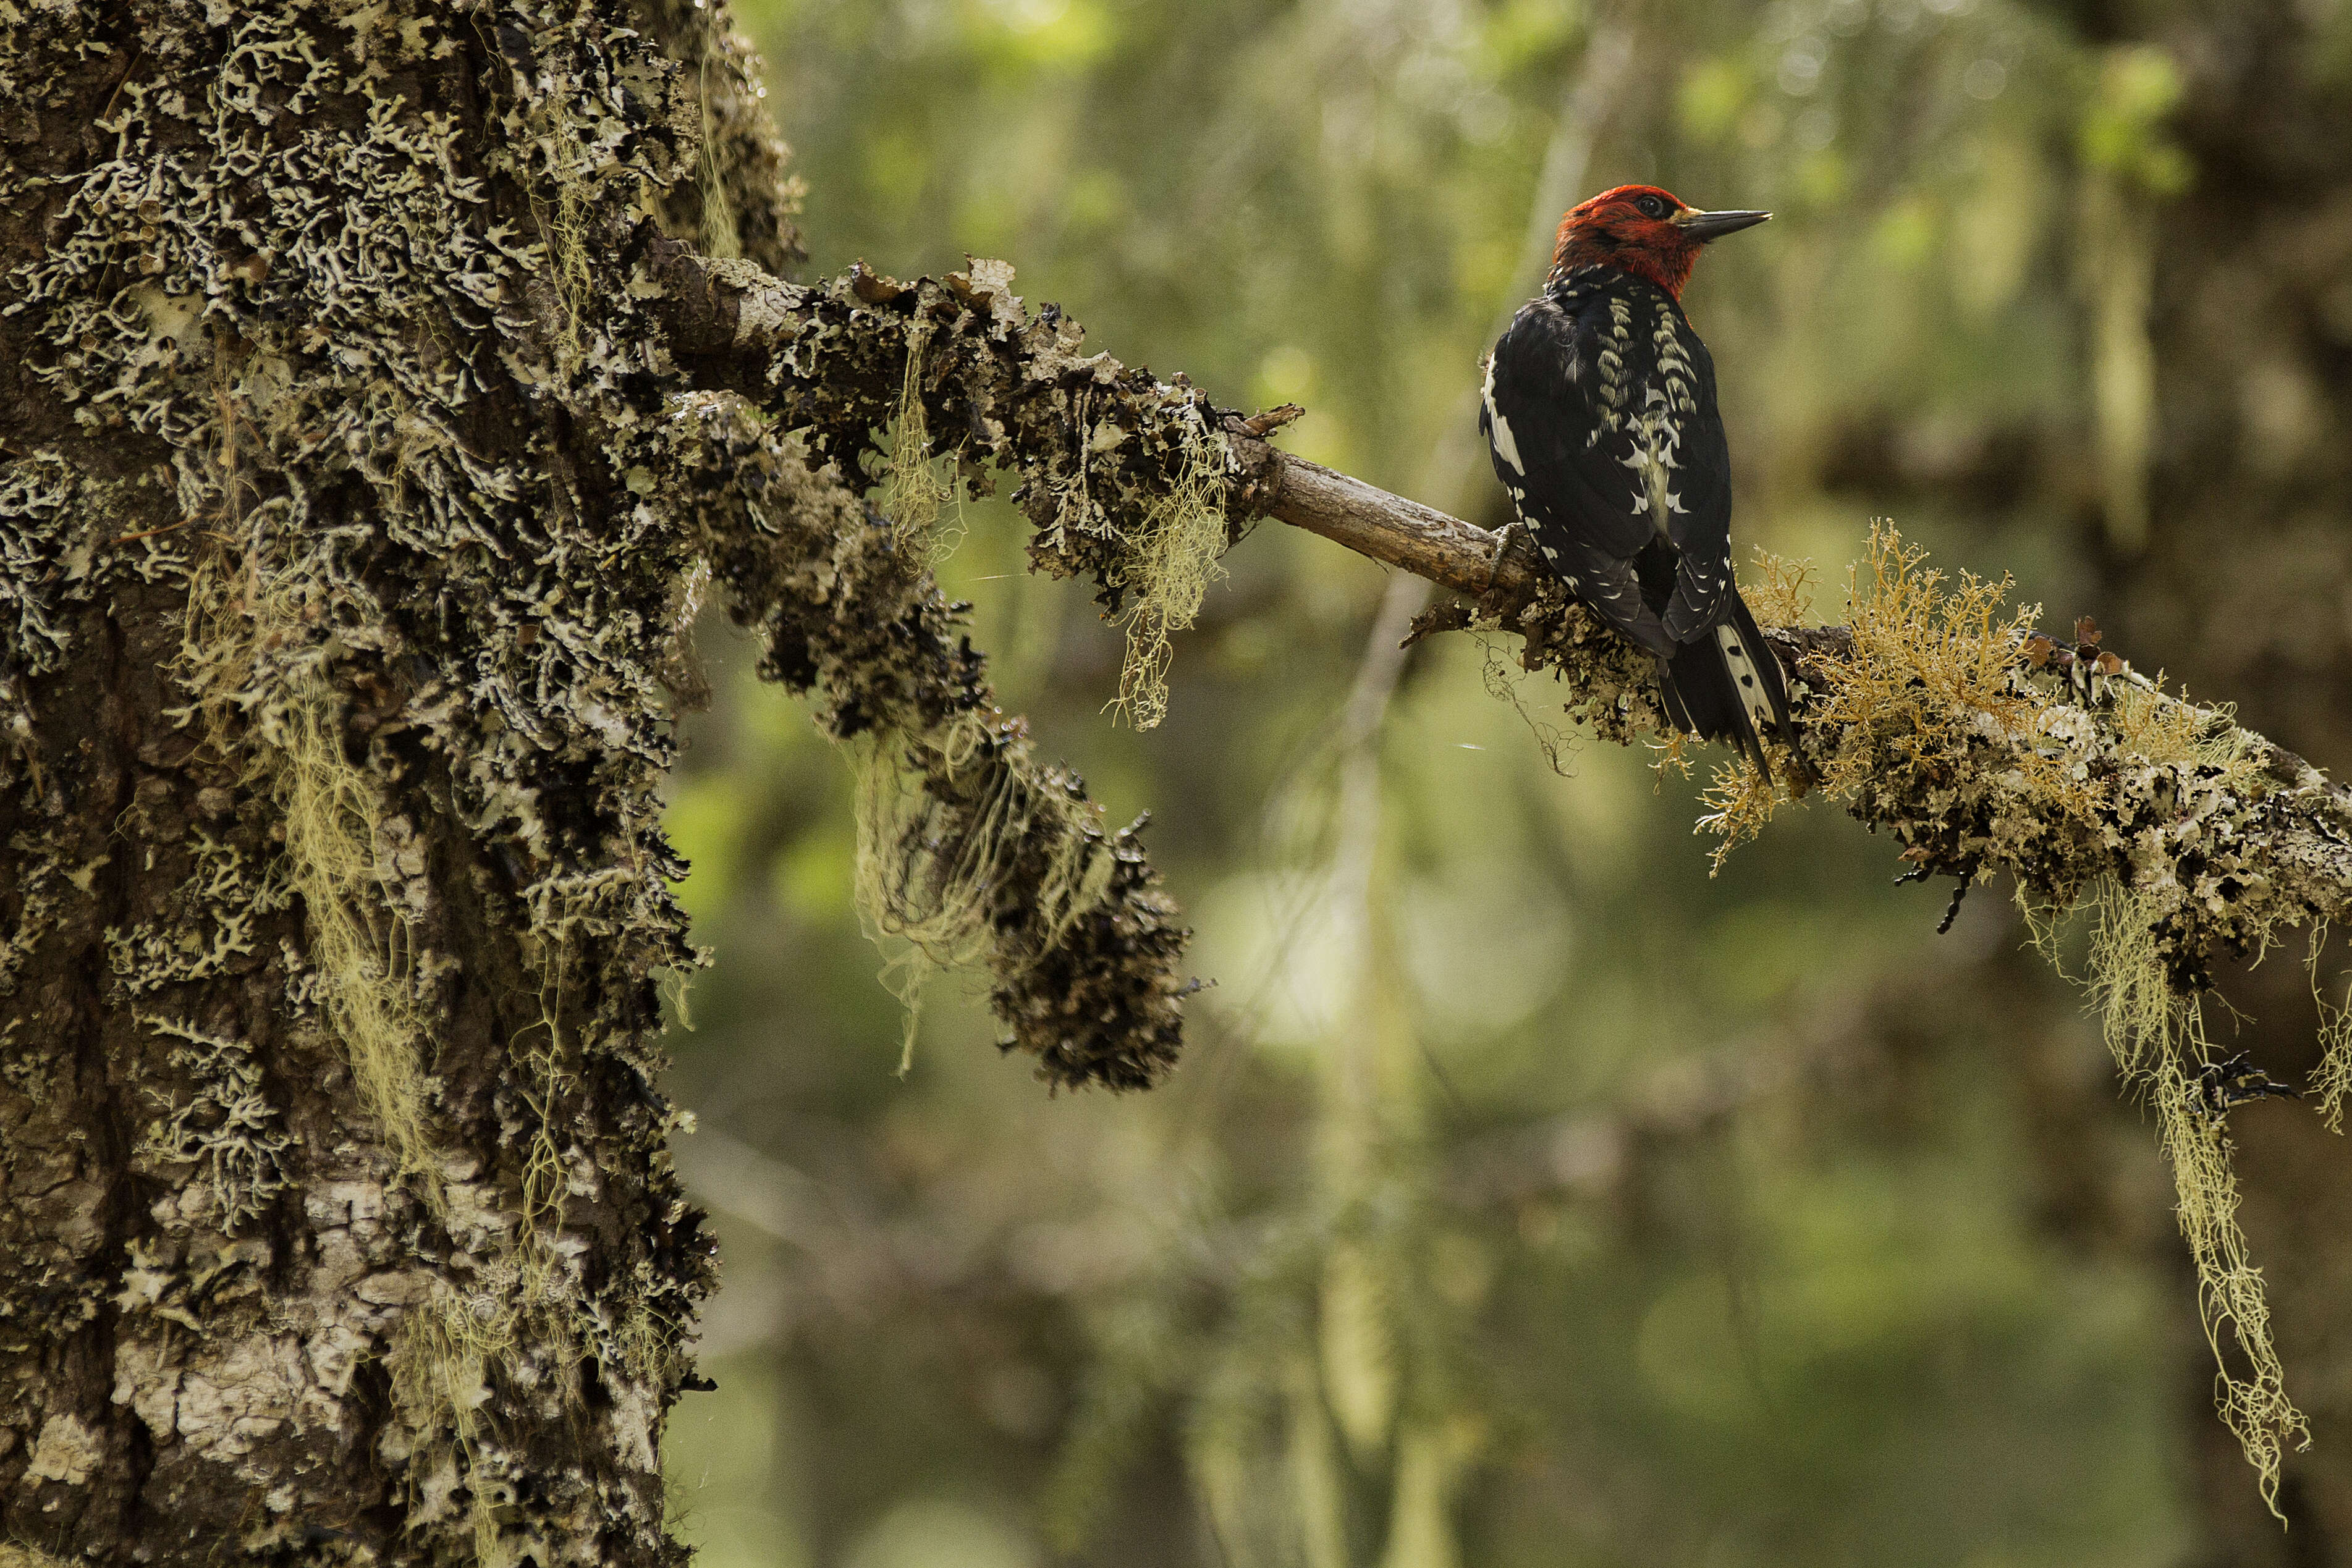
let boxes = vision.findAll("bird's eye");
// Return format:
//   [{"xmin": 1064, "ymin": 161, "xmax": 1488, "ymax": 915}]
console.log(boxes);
[{"xmin": 1635, "ymin": 194, "xmax": 1669, "ymax": 219}]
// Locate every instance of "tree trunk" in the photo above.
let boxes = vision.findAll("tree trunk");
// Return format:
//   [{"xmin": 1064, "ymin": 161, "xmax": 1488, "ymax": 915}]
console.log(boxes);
[{"xmin": 0, "ymin": 4, "xmax": 761, "ymax": 1559}]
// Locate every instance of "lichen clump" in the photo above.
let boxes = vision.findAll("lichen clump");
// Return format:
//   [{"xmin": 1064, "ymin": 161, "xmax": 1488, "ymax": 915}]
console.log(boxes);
[{"xmin": 643, "ymin": 248, "xmax": 1248, "ymax": 727}]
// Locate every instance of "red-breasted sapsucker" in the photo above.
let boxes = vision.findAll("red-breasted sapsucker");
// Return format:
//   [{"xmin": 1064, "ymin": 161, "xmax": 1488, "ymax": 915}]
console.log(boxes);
[{"xmin": 1480, "ymin": 184, "xmax": 1793, "ymax": 776}]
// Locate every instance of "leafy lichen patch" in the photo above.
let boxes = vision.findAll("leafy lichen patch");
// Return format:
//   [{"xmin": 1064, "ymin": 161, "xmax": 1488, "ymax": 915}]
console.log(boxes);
[
  {"xmin": 132, "ymin": 1013, "xmax": 294, "ymax": 1233},
  {"xmin": 640, "ymin": 247, "xmax": 1246, "ymax": 715}
]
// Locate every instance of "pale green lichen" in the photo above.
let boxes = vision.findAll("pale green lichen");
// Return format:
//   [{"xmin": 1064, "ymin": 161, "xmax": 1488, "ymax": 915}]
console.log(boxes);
[
  {"xmin": 695, "ymin": 56, "xmax": 745, "ymax": 261},
  {"xmin": 638, "ymin": 0, "xmax": 806, "ymax": 272},
  {"xmin": 177, "ymin": 553, "xmax": 442, "ymax": 1202},
  {"xmin": 2079, "ymin": 881, "xmax": 2308, "ymax": 1507},
  {"xmin": 2307, "ymin": 925, "xmax": 2352, "ymax": 1134},
  {"xmin": 881, "ymin": 323, "xmax": 958, "ymax": 563},
  {"xmin": 1107, "ymin": 415, "xmax": 1230, "ymax": 731},
  {"xmin": 132, "ymin": 1014, "xmax": 293, "ymax": 1233},
  {"xmin": 850, "ymin": 714, "xmax": 1119, "ymax": 1073}
]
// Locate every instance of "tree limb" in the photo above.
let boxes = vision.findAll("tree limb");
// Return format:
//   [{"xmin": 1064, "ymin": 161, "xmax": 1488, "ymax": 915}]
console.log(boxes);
[{"xmin": 635, "ymin": 242, "xmax": 2352, "ymax": 987}]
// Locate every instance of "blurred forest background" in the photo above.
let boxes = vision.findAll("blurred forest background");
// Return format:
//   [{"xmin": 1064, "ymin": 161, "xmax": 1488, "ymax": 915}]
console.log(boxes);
[{"xmin": 654, "ymin": 1, "xmax": 2352, "ymax": 1564}]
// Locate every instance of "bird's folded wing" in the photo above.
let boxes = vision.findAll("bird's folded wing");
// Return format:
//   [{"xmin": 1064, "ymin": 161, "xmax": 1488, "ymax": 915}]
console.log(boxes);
[{"xmin": 1483, "ymin": 298, "xmax": 1674, "ymax": 655}]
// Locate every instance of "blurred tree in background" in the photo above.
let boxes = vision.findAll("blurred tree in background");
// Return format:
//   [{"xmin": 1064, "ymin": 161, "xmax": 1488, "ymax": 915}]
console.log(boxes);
[{"xmin": 659, "ymin": 1, "xmax": 2352, "ymax": 1564}]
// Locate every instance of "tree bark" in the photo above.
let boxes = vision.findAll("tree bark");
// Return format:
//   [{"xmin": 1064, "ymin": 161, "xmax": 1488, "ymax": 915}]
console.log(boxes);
[{"xmin": 0, "ymin": 5, "xmax": 737, "ymax": 1559}]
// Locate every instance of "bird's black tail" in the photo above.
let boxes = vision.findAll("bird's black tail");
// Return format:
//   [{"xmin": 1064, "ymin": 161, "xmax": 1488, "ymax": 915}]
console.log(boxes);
[{"xmin": 1657, "ymin": 590, "xmax": 1796, "ymax": 779}]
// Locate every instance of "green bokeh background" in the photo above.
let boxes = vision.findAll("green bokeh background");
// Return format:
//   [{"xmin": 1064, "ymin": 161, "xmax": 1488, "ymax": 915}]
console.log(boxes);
[{"xmin": 656, "ymin": 2, "xmax": 2237, "ymax": 1563}]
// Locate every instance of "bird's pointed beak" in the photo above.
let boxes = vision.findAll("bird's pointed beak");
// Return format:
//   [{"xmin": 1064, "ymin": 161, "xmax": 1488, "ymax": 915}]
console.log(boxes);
[{"xmin": 1677, "ymin": 208, "xmax": 1772, "ymax": 243}]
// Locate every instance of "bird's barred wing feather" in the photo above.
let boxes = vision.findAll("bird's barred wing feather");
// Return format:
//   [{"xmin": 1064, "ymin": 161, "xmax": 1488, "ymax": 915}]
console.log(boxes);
[
  {"xmin": 1646, "ymin": 304, "xmax": 1737, "ymax": 643},
  {"xmin": 1481, "ymin": 279, "xmax": 1739, "ymax": 651}
]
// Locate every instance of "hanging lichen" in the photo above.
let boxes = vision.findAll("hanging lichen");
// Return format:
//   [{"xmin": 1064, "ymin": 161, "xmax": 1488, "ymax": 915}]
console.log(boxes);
[
  {"xmin": 2072, "ymin": 880, "xmax": 2308, "ymax": 1507},
  {"xmin": 177, "ymin": 550, "xmax": 443, "ymax": 1204},
  {"xmin": 661, "ymin": 394, "xmax": 1193, "ymax": 1092},
  {"xmin": 1107, "ymin": 413, "xmax": 1231, "ymax": 730},
  {"xmin": 2309, "ymin": 927, "xmax": 2352, "ymax": 1132},
  {"xmin": 881, "ymin": 322, "xmax": 959, "ymax": 564},
  {"xmin": 388, "ymin": 1262, "xmax": 562, "ymax": 1566},
  {"xmin": 695, "ymin": 54, "xmax": 745, "ymax": 263},
  {"xmin": 849, "ymin": 710, "xmax": 1127, "ymax": 1074}
]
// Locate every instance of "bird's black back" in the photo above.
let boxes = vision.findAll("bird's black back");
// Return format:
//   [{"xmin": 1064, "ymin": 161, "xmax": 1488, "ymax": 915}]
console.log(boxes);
[{"xmin": 1479, "ymin": 266, "xmax": 1737, "ymax": 658}]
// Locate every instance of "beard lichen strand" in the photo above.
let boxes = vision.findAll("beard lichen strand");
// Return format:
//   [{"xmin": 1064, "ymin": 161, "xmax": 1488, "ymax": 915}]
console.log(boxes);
[
  {"xmin": 850, "ymin": 713, "xmax": 1125, "ymax": 1076},
  {"xmin": 176, "ymin": 551, "xmax": 444, "ymax": 1207},
  {"xmin": 2077, "ymin": 879, "xmax": 2308, "ymax": 1509},
  {"xmin": 634, "ymin": 0, "xmax": 806, "ymax": 273},
  {"xmin": 693, "ymin": 52, "xmax": 745, "ymax": 263},
  {"xmin": 1106, "ymin": 411, "xmax": 1232, "ymax": 731},
  {"xmin": 387, "ymin": 1257, "xmax": 583, "ymax": 1568},
  {"xmin": 881, "ymin": 319, "xmax": 958, "ymax": 564},
  {"xmin": 2309, "ymin": 922, "xmax": 2352, "ymax": 1132}
]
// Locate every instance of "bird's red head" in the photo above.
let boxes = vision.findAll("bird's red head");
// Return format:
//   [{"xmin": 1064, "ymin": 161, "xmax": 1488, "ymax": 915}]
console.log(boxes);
[{"xmin": 1550, "ymin": 185, "xmax": 1771, "ymax": 299}]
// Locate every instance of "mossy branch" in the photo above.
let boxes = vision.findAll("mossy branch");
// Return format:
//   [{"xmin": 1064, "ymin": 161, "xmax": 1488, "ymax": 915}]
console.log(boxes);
[
  {"xmin": 638, "ymin": 242, "xmax": 2352, "ymax": 977},
  {"xmin": 653, "ymin": 394, "xmax": 1190, "ymax": 1092}
]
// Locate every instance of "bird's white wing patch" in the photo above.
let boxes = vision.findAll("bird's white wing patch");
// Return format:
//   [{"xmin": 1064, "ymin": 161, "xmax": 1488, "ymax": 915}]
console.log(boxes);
[{"xmin": 1482, "ymin": 357, "xmax": 1525, "ymax": 475}]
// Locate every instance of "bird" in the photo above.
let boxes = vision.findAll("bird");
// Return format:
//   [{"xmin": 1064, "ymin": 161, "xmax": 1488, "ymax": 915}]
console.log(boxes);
[{"xmin": 1479, "ymin": 183, "xmax": 1795, "ymax": 778}]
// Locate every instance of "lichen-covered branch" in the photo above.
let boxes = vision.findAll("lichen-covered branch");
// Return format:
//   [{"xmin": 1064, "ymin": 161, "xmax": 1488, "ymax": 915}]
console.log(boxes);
[
  {"xmin": 1259, "ymin": 458, "xmax": 2352, "ymax": 975},
  {"xmin": 635, "ymin": 242, "xmax": 1235, "ymax": 610},
  {"xmin": 650, "ymin": 395, "xmax": 1190, "ymax": 1091},
  {"xmin": 632, "ymin": 247, "xmax": 2352, "ymax": 993}
]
